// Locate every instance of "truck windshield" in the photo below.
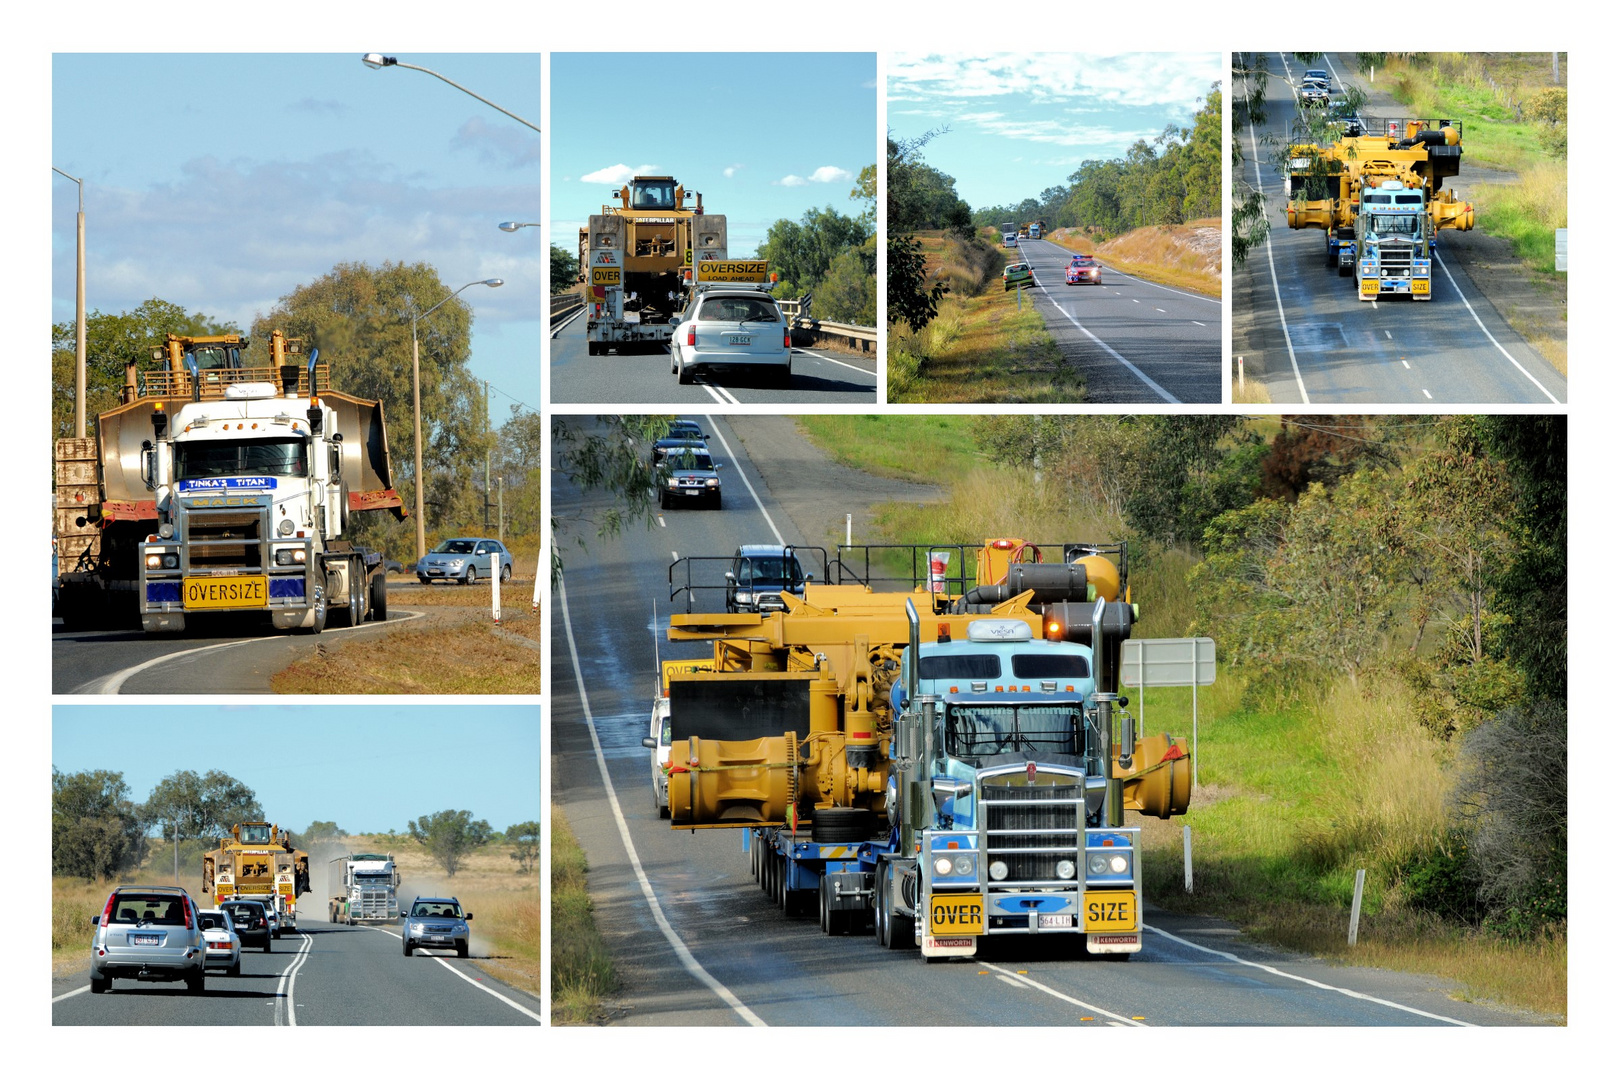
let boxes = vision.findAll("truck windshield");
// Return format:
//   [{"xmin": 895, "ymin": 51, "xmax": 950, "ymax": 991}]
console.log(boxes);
[
  {"xmin": 945, "ymin": 703, "xmax": 1083, "ymax": 759},
  {"xmin": 1368, "ymin": 215, "xmax": 1422, "ymax": 238},
  {"xmin": 630, "ymin": 180, "xmax": 676, "ymax": 209},
  {"xmin": 238, "ymin": 825, "xmax": 272, "ymax": 843},
  {"xmin": 177, "ymin": 438, "xmax": 306, "ymax": 480}
]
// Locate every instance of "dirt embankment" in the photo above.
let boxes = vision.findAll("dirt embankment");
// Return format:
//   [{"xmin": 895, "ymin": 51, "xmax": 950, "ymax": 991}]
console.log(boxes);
[{"xmin": 1047, "ymin": 220, "xmax": 1222, "ymax": 295}]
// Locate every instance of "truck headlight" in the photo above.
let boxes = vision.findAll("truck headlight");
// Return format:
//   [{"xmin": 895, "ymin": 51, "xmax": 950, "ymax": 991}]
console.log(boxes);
[
  {"xmin": 934, "ymin": 857, "xmax": 954, "ymax": 877},
  {"xmin": 989, "ymin": 860, "xmax": 1008, "ymax": 881},
  {"xmin": 1055, "ymin": 860, "xmax": 1076, "ymax": 880},
  {"xmin": 953, "ymin": 855, "xmax": 973, "ymax": 877},
  {"xmin": 277, "ymin": 518, "xmax": 294, "ymax": 537},
  {"xmin": 1088, "ymin": 854, "xmax": 1130, "ymax": 876}
]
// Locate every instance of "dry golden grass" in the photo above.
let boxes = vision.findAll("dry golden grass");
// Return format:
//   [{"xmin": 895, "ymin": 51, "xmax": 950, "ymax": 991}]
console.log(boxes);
[{"xmin": 270, "ymin": 614, "xmax": 540, "ymax": 694}]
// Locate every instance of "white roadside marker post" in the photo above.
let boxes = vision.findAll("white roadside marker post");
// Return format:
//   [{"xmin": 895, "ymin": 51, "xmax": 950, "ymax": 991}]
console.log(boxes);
[{"xmin": 1349, "ymin": 868, "xmax": 1366, "ymax": 945}]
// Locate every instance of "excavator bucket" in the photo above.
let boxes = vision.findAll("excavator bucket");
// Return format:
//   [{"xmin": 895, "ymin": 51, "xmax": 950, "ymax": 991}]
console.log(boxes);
[{"xmin": 316, "ymin": 390, "xmax": 406, "ymax": 518}]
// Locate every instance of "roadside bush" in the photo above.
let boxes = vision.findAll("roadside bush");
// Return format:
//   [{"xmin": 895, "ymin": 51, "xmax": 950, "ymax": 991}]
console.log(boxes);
[{"xmin": 1401, "ymin": 830, "xmax": 1486, "ymax": 925}]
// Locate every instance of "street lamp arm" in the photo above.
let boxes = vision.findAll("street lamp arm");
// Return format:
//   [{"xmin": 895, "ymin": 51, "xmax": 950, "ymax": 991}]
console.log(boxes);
[{"xmin": 369, "ymin": 56, "xmax": 541, "ymax": 135}]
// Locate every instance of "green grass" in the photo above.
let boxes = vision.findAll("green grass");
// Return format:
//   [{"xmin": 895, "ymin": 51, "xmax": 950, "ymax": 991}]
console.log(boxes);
[
  {"xmin": 551, "ymin": 808, "xmax": 616, "ymax": 1025},
  {"xmin": 796, "ymin": 416, "xmax": 984, "ymax": 483}
]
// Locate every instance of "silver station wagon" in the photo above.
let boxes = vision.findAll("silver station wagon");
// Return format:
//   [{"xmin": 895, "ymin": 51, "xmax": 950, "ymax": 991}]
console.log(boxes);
[{"xmin": 670, "ymin": 285, "xmax": 792, "ymax": 387}]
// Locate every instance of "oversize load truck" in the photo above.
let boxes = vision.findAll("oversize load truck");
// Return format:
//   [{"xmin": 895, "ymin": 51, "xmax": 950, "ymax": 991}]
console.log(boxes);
[
  {"xmin": 203, "ymin": 821, "xmax": 311, "ymax": 932},
  {"xmin": 328, "ymin": 852, "xmax": 401, "ymax": 924},
  {"xmin": 578, "ymin": 175, "xmax": 728, "ymax": 354},
  {"xmin": 662, "ymin": 539, "xmax": 1197, "ymax": 959},
  {"xmin": 1286, "ymin": 117, "xmax": 1474, "ymax": 301},
  {"xmin": 54, "ymin": 331, "xmax": 405, "ymax": 633}
]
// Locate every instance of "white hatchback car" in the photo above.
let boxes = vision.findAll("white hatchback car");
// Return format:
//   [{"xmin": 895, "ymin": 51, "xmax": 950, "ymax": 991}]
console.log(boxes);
[
  {"xmin": 670, "ymin": 286, "xmax": 792, "ymax": 387},
  {"xmin": 198, "ymin": 908, "xmax": 242, "ymax": 977}
]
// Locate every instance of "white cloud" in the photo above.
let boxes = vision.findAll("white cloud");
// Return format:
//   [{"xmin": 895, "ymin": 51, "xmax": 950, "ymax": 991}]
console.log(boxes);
[
  {"xmin": 723, "ymin": 164, "xmax": 744, "ymax": 178},
  {"xmin": 887, "ymin": 52, "xmax": 1221, "ymax": 110},
  {"xmin": 777, "ymin": 175, "xmax": 808, "ymax": 187},
  {"xmin": 809, "ymin": 166, "xmax": 852, "ymax": 184},
  {"xmin": 579, "ymin": 163, "xmax": 660, "ymax": 185}
]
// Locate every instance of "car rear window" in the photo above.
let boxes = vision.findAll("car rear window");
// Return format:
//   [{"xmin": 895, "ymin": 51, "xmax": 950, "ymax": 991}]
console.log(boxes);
[
  {"xmin": 698, "ymin": 297, "xmax": 780, "ymax": 323},
  {"xmin": 198, "ymin": 913, "xmax": 229, "ymax": 931},
  {"xmin": 110, "ymin": 894, "xmax": 187, "ymax": 924}
]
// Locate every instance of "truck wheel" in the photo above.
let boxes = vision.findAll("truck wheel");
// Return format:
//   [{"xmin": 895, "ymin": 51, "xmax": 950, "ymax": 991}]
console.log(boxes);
[
  {"xmin": 818, "ymin": 876, "xmax": 830, "ymax": 933},
  {"xmin": 370, "ymin": 569, "xmax": 389, "ymax": 621},
  {"xmin": 1339, "ymin": 258, "xmax": 1353, "ymax": 278},
  {"xmin": 1325, "ymin": 234, "xmax": 1337, "ymax": 269},
  {"xmin": 811, "ymin": 807, "xmax": 870, "ymax": 843}
]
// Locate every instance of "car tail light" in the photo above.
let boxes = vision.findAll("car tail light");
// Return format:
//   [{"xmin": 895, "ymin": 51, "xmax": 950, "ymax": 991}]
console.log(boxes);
[
  {"xmin": 183, "ymin": 897, "xmax": 194, "ymax": 930},
  {"xmin": 687, "ymin": 324, "xmax": 696, "ymax": 347},
  {"xmin": 100, "ymin": 892, "xmax": 117, "ymax": 924},
  {"xmin": 783, "ymin": 327, "xmax": 790, "ymax": 349}
]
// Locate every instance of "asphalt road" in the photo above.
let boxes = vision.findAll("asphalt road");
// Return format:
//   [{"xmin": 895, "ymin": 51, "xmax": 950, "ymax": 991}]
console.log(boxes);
[
  {"xmin": 1013, "ymin": 237, "xmax": 1223, "ymax": 404},
  {"xmin": 551, "ymin": 418, "xmax": 1533, "ymax": 1027},
  {"xmin": 51, "ymin": 597, "xmax": 427, "ymax": 694},
  {"xmin": 1233, "ymin": 52, "xmax": 1567, "ymax": 405},
  {"xmin": 52, "ymin": 918, "xmax": 542, "ymax": 1026},
  {"xmin": 549, "ymin": 309, "xmax": 878, "ymax": 405}
]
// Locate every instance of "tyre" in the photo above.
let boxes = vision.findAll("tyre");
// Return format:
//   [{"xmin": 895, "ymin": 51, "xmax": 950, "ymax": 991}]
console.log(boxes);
[
  {"xmin": 418, "ymin": 575, "xmax": 430, "ymax": 585},
  {"xmin": 370, "ymin": 570, "xmax": 389, "ymax": 621},
  {"xmin": 228, "ymin": 959, "xmax": 241, "ymax": 977},
  {"xmin": 89, "ymin": 971, "xmax": 110, "ymax": 994},
  {"xmin": 587, "ymin": 341, "xmax": 599, "ymax": 356},
  {"xmin": 1339, "ymin": 257, "xmax": 1352, "ymax": 278},
  {"xmin": 711, "ymin": 492, "xmax": 722, "ymax": 510},
  {"xmin": 264, "ymin": 938, "xmax": 273, "ymax": 953},
  {"xmin": 404, "ymin": 938, "xmax": 413, "ymax": 957},
  {"xmin": 500, "ymin": 563, "xmax": 512, "ymax": 583},
  {"xmin": 659, "ymin": 491, "xmax": 671, "ymax": 511},
  {"xmin": 818, "ymin": 876, "xmax": 831, "ymax": 934},
  {"xmin": 463, "ymin": 566, "xmax": 477, "ymax": 587},
  {"xmin": 456, "ymin": 941, "xmax": 469, "ymax": 959},
  {"xmin": 677, "ymin": 362, "xmax": 693, "ymax": 385},
  {"xmin": 1325, "ymin": 234, "xmax": 1338, "ymax": 269},
  {"xmin": 811, "ymin": 807, "xmax": 870, "ymax": 843},
  {"xmin": 777, "ymin": 360, "xmax": 792, "ymax": 388},
  {"xmin": 186, "ymin": 969, "xmax": 205, "ymax": 995}
]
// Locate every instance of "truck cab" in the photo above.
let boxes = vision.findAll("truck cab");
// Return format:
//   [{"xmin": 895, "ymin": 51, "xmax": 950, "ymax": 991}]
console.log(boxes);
[
  {"xmin": 1355, "ymin": 180, "xmax": 1433, "ymax": 300},
  {"xmin": 888, "ymin": 617, "xmax": 1142, "ymax": 957}
]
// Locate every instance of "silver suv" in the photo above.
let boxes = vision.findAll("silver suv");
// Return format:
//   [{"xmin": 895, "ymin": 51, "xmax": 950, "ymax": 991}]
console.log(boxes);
[
  {"xmin": 90, "ymin": 885, "xmax": 207, "ymax": 994},
  {"xmin": 726, "ymin": 545, "xmax": 810, "ymax": 613},
  {"xmin": 670, "ymin": 285, "xmax": 792, "ymax": 386},
  {"xmin": 402, "ymin": 896, "xmax": 472, "ymax": 958}
]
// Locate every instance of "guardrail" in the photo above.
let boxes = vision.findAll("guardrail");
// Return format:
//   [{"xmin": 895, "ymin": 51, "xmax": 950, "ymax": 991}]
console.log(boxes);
[
  {"xmin": 550, "ymin": 292, "xmax": 585, "ymax": 327},
  {"xmin": 792, "ymin": 319, "xmax": 877, "ymax": 353}
]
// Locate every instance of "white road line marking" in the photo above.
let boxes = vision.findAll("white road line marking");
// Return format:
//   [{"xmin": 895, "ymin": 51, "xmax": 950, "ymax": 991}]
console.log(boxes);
[
  {"xmin": 980, "ymin": 962, "xmax": 1146, "ymax": 1026},
  {"xmin": 694, "ymin": 378, "xmax": 740, "ymax": 405},
  {"xmin": 274, "ymin": 930, "xmax": 314, "ymax": 1027},
  {"xmin": 1025, "ymin": 263, "xmax": 1179, "ymax": 403},
  {"xmin": 75, "ymin": 609, "xmax": 429, "ymax": 695},
  {"xmin": 1433, "ymin": 252, "xmax": 1561, "ymax": 403},
  {"xmin": 559, "ymin": 574, "xmax": 766, "ymax": 1027},
  {"xmin": 792, "ymin": 348, "xmax": 877, "ymax": 377},
  {"xmin": 995, "ymin": 974, "xmax": 1024, "ymax": 988},
  {"xmin": 1155, "ymin": 307, "xmax": 1166, "ymax": 313},
  {"xmin": 52, "ymin": 985, "xmax": 90, "ymax": 1003},
  {"xmin": 1385, "ymin": 331, "xmax": 1393, "ymax": 339},
  {"xmin": 1402, "ymin": 361, "xmax": 1411, "ymax": 369},
  {"xmin": 365, "ymin": 925, "xmax": 542, "ymax": 1022},
  {"xmin": 657, "ymin": 515, "xmax": 667, "ymax": 527},
  {"xmin": 1247, "ymin": 70, "xmax": 1311, "ymax": 404},
  {"xmin": 1143, "ymin": 924, "xmax": 1474, "ymax": 1026},
  {"xmin": 1423, "ymin": 388, "xmax": 1433, "ymax": 399},
  {"xmin": 550, "ymin": 307, "xmax": 586, "ymax": 337},
  {"xmin": 703, "ymin": 421, "xmax": 786, "ymax": 545},
  {"xmin": 1192, "ymin": 321, "xmax": 1206, "ymax": 327}
]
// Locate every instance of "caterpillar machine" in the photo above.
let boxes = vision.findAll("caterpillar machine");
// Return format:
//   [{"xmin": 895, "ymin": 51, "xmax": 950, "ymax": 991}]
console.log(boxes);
[
  {"xmin": 577, "ymin": 175, "xmax": 729, "ymax": 354},
  {"xmin": 661, "ymin": 538, "xmax": 1198, "ymax": 959},
  {"xmin": 203, "ymin": 821, "xmax": 312, "ymax": 934},
  {"xmin": 1286, "ymin": 117, "xmax": 1475, "ymax": 300}
]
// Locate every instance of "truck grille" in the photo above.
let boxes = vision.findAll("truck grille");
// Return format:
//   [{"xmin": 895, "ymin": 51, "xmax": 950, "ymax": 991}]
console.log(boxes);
[
  {"xmin": 982, "ymin": 783, "xmax": 1083, "ymax": 884},
  {"xmin": 185, "ymin": 510, "xmax": 264, "ymax": 568},
  {"xmin": 1376, "ymin": 241, "xmax": 1415, "ymax": 273}
]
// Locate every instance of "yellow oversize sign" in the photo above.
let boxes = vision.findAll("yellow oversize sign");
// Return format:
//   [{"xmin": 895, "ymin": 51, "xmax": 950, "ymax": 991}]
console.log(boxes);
[
  {"xmin": 1083, "ymin": 891, "xmax": 1137, "ymax": 931},
  {"xmin": 929, "ymin": 893, "xmax": 984, "ymax": 936},
  {"xmin": 695, "ymin": 260, "xmax": 770, "ymax": 284},
  {"xmin": 591, "ymin": 267, "xmax": 622, "ymax": 286},
  {"xmin": 183, "ymin": 576, "xmax": 268, "ymax": 609}
]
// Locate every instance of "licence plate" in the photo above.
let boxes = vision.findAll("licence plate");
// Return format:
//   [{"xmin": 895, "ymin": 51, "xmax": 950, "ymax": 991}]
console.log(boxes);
[
  {"xmin": 928, "ymin": 894, "xmax": 984, "ymax": 936},
  {"xmin": 1083, "ymin": 891, "xmax": 1137, "ymax": 931},
  {"xmin": 131, "ymin": 934, "xmax": 161, "ymax": 946},
  {"xmin": 1038, "ymin": 914, "xmax": 1073, "ymax": 928},
  {"xmin": 725, "ymin": 334, "xmax": 752, "ymax": 346},
  {"xmin": 183, "ymin": 575, "xmax": 268, "ymax": 609}
]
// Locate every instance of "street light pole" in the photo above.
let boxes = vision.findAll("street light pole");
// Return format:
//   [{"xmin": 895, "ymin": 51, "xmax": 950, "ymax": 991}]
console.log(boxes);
[
  {"xmin": 52, "ymin": 167, "xmax": 86, "ymax": 439},
  {"xmin": 408, "ymin": 279, "xmax": 503, "ymax": 561},
  {"xmin": 361, "ymin": 55, "xmax": 541, "ymax": 134}
]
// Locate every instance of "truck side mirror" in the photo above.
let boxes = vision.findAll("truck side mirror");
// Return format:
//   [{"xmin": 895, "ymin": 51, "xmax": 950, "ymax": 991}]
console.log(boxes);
[{"xmin": 140, "ymin": 446, "xmax": 156, "ymax": 490}]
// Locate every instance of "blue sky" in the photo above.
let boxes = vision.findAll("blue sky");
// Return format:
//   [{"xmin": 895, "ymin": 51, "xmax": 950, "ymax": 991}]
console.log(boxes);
[
  {"xmin": 53, "ymin": 704, "xmax": 539, "ymax": 834},
  {"xmin": 550, "ymin": 53, "xmax": 877, "ymax": 257},
  {"xmin": 887, "ymin": 53, "xmax": 1223, "ymax": 211},
  {"xmin": 51, "ymin": 53, "xmax": 541, "ymax": 426}
]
